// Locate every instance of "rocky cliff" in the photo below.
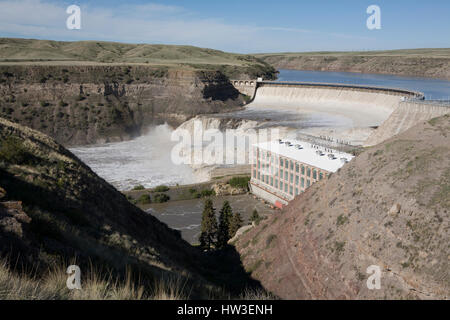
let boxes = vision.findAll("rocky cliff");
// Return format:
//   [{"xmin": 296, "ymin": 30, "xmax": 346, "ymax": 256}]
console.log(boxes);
[
  {"xmin": 235, "ymin": 114, "xmax": 450, "ymax": 299},
  {"xmin": 257, "ymin": 51, "xmax": 450, "ymax": 80},
  {"xmin": 0, "ymin": 65, "xmax": 253, "ymax": 146}
]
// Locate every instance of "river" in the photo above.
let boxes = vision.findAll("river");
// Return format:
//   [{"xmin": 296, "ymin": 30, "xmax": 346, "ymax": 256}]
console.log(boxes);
[{"xmin": 71, "ymin": 69, "xmax": 450, "ymax": 191}]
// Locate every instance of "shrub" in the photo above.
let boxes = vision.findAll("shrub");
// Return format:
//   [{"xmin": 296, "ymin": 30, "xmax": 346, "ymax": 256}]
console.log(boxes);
[
  {"xmin": 138, "ymin": 194, "xmax": 151, "ymax": 205},
  {"xmin": 154, "ymin": 185, "xmax": 170, "ymax": 192},
  {"xmin": 132, "ymin": 185, "xmax": 145, "ymax": 191},
  {"xmin": 228, "ymin": 176, "xmax": 250, "ymax": 190},
  {"xmin": 200, "ymin": 189, "xmax": 215, "ymax": 197},
  {"xmin": 0, "ymin": 136, "xmax": 34, "ymax": 165},
  {"xmin": 39, "ymin": 101, "xmax": 50, "ymax": 107},
  {"xmin": 58, "ymin": 100, "xmax": 68, "ymax": 107},
  {"xmin": 153, "ymin": 193, "xmax": 170, "ymax": 203}
]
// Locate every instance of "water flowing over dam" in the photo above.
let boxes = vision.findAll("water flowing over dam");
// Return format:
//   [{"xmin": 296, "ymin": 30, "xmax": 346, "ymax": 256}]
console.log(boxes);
[
  {"xmin": 248, "ymin": 82, "xmax": 420, "ymax": 128},
  {"xmin": 232, "ymin": 79, "xmax": 449, "ymax": 146}
]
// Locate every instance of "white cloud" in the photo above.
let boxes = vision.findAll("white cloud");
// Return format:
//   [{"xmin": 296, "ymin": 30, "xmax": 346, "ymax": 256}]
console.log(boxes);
[{"xmin": 0, "ymin": 0, "xmax": 377, "ymax": 52}]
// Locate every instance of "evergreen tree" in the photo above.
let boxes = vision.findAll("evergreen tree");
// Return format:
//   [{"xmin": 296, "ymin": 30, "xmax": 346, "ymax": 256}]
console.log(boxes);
[
  {"xmin": 229, "ymin": 211, "xmax": 243, "ymax": 238},
  {"xmin": 217, "ymin": 201, "xmax": 233, "ymax": 249},
  {"xmin": 250, "ymin": 209, "xmax": 261, "ymax": 225},
  {"xmin": 199, "ymin": 199, "xmax": 217, "ymax": 251}
]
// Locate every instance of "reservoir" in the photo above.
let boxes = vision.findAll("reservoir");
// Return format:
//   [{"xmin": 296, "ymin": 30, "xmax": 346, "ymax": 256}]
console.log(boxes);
[{"xmin": 277, "ymin": 69, "xmax": 450, "ymax": 100}]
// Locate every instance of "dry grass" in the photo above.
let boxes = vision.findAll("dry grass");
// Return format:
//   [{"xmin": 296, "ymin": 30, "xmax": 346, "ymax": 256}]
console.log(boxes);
[{"xmin": 0, "ymin": 258, "xmax": 188, "ymax": 300}]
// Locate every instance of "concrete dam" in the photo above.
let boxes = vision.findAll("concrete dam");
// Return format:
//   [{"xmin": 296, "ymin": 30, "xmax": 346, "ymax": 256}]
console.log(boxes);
[{"xmin": 231, "ymin": 79, "xmax": 449, "ymax": 146}]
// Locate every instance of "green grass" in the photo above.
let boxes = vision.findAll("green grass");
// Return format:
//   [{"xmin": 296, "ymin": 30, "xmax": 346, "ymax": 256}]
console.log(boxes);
[
  {"xmin": 0, "ymin": 38, "xmax": 270, "ymax": 68},
  {"xmin": 228, "ymin": 176, "xmax": 250, "ymax": 190}
]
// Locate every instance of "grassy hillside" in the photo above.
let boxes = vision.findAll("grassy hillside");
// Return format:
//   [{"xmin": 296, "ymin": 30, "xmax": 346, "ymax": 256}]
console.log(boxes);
[
  {"xmin": 255, "ymin": 48, "xmax": 450, "ymax": 80},
  {"xmin": 0, "ymin": 117, "xmax": 268, "ymax": 299},
  {"xmin": 0, "ymin": 38, "xmax": 276, "ymax": 78},
  {"xmin": 235, "ymin": 114, "xmax": 450, "ymax": 300}
]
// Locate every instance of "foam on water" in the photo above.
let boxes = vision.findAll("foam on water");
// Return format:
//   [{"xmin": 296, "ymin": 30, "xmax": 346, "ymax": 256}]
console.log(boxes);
[{"xmin": 70, "ymin": 124, "xmax": 203, "ymax": 191}]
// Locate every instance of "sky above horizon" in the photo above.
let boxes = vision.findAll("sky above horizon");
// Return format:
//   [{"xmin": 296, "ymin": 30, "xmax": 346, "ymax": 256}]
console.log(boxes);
[{"xmin": 0, "ymin": 0, "xmax": 449, "ymax": 53}]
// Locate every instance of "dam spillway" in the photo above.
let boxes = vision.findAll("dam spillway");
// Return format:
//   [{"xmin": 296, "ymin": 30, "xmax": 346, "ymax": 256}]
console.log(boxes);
[
  {"xmin": 231, "ymin": 79, "xmax": 448, "ymax": 146},
  {"xmin": 248, "ymin": 82, "xmax": 421, "ymax": 128}
]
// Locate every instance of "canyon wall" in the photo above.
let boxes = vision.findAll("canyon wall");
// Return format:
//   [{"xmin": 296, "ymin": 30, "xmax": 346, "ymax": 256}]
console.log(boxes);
[
  {"xmin": 0, "ymin": 65, "xmax": 248, "ymax": 146},
  {"xmin": 258, "ymin": 54, "xmax": 450, "ymax": 80}
]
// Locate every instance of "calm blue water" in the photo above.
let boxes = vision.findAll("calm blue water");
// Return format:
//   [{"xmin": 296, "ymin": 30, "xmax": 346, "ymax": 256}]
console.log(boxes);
[{"xmin": 277, "ymin": 69, "xmax": 450, "ymax": 100}]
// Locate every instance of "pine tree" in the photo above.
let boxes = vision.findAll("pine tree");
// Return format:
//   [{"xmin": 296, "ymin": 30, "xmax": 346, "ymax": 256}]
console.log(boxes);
[
  {"xmin": 199, "ymin": 199, "xmax": 217, "ymax": 251},
  {"xmin": 217, "ymin": 201, "xmax": 233, "ymax": 249},
  {"xmin": 250, "ymin": 209, "xmax": 261, "ymax": 225},
  {"xmin": 229, "ymin": 211, "xmax": 243, "ymax": 239}
]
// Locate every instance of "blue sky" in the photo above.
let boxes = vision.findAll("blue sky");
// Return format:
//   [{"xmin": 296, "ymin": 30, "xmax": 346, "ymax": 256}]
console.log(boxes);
[{"xmin": 0, "ymin": 0, "xmax": 449, "ymax": 53}]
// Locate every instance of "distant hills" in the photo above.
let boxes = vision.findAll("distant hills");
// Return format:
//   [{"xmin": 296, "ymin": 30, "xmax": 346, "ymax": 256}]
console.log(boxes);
[
  {"xmin": 0, "ymin": 38, "xmax": 270, "ymax": 69},
  {"xmin": 255, "ymin": 49, "xmax": 450, "ymax": 80}
]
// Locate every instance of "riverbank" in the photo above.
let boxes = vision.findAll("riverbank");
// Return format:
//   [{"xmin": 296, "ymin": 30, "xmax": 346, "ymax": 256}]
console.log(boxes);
[
  {"xmin": 123, "ymin": 174, "xmax": 277, "ymax": 244},
  {"xmin": 255, "ymin": 49, "xmax": 450, "ymax": 81}
]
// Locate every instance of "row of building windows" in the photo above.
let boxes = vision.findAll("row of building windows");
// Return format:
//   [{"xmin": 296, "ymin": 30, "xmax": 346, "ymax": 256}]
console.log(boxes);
[
  {"xmin": 255, "ymin": 160, "xmax": 324, "ymax": 180},
  {"xmin": 252, "ymin": 148, "xmax": 329, "ymax": 197},
  {"xmin": 252, "ymin": 170, "xmax": 316, "ymax": 195}
]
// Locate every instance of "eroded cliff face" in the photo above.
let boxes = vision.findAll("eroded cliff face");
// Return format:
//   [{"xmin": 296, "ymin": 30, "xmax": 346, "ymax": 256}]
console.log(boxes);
[
  {"xmin": 0, "ymin": 65, "xmax": 246, "ymax": 146},
  {"xmin": 259, "ymin": 55, "xmax": 450, "ymax": 80}
]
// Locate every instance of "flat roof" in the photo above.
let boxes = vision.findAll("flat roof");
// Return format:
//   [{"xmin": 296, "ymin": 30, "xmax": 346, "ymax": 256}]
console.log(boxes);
[{"xmin": 253, "ymin": 139, "xmax": 355, "ymax": 173}]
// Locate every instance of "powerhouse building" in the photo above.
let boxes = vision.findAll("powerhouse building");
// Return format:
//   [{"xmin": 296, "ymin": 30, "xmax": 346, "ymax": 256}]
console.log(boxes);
[{"xmin": 250, "ymin": 139, "xmax": 354, "ymax": 208}]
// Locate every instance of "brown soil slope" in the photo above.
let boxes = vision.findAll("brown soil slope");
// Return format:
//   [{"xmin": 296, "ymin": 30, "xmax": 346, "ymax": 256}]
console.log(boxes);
[{"xmin": 236, "ymin": 115, "xmax": 450, "ymax": 299}]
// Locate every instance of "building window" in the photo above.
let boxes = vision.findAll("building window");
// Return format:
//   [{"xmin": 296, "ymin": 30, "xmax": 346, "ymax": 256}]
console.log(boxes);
[
  {"xmin": 280, "ymin": 158, "xmax": 284, "ymax": 167},
  {"xmin": 284, "ymin": 184, "xmax": 288, "ymax": 193},
  {"xmin": 319, "ymin": 172, "xmax": 323, "ymax": 180},
  {"xmin": 307, "ymin": 167, "xmax": 311, "ymax": 177},
  {"xmin": 280, "ymin": 181, "xmax": 283, "ymax": 190},
  {"xmin": 307, "ymin": 180, "xmax": 311, "ymax": 187},
  {"xmin": 296, "ymin": 188, "xmax": 299, "ymax": 195},
  {"xmin": 301, "ymin": 165, "xmax": 305, "ymax": 175},
  {"xmin": 296, "ymin": 163, "xmax": 299, "ymax": 173},
  {"xmin": 295, "ymin": 175, "xmax": 299, "ymax": 185},
  {"xmin": 257, "ymin": 172, "xmax": 260, "ymax": 180},
  {"xmin": 301, "ymin": 177, "xmax": 305, "ymax": 188},
  {"xmin": 285, "ymin": 160, "xmax": 289, "ymax": 169},
  {"xmin": 290, "ymin": 160, "xmax": 294, "ymax": 170},
  {"xmin": 270, "ymin": 177, "xmax": 273, "ymax": 186},
  {"xmin": 313, "ymin": 169, "xmax": 317, "ymax": 180},
  {"xmin": 253, "ymin": 170, "xmax": 256, "ymax": 178},
  {"xmin": 280, "ymin": 169, "xmax": 284, "ymax": 179},
  {"xmin": 275, "ymin": 179, "xmax": 278, "ymax": 188},
  {"xmin": 285, "ymin": 171, "xmax": 288, "ymax": 181},
  {"xmin": 290, "ymin": 173, "xmax": 293, "ymax": 183},
  {"xmin": 289, "ymin": 186, "xmax": 293, "ymax": 195}
]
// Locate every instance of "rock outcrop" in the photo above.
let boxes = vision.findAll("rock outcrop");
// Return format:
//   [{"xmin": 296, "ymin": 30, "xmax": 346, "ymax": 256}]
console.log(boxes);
[{"xmin": 0, "ymin": 66, "xmax": 249, "ymax": 146}]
